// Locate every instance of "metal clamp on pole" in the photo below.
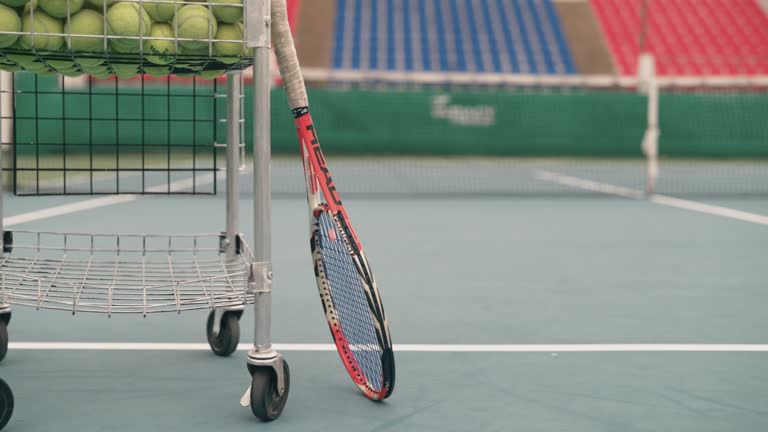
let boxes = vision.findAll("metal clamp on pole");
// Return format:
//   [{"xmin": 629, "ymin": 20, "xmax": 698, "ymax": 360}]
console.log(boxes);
[
  {"xmin": 245, "ymin": 0, "xmax": 272, "ymax": 49},
  {"xmin": 248, "ymin": 261, "xmax": 273, "ymax": 294}
]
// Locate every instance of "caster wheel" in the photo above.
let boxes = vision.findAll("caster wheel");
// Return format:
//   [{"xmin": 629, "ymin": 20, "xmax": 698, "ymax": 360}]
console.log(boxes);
[
  {"xmin": 250, "ymin": 360, "xmax": 290, "ymax": 421},
  {"xmin": 0, "ymin": 378, "xmax": 13, "ymax": 431},
  {"xmin": 0, "ymin": 321, "xmax": 7, "ymax": 363},
  {"xmin": 206, "ymin": 311, "xmax": 240, "ymax": 357}
]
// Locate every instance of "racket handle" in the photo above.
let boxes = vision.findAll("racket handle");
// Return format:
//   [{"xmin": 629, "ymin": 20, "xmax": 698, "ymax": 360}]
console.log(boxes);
[{"xmin": 271, "ymin": 0, "xmax": 309, "ymax": 109}]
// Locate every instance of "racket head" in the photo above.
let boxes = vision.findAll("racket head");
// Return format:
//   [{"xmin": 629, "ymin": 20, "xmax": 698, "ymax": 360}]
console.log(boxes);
[{"xmin": 310, "ymin": 205, "xmax": 395, "ymax": 400}]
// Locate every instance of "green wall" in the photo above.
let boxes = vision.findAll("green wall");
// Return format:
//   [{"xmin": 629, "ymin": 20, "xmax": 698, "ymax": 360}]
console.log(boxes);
[{"xmin": 11, "ymin": 74, "xmax": 768, "ymax": 158}]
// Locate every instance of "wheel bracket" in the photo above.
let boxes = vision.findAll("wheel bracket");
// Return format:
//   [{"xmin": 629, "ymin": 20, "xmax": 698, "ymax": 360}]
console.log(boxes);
[
  {"xmin": 245, "ymin": 349, "xmax": 286, "ymax": 396},
  {"xmin": 211, "ymin": 305, "xmax": 244, "ymax": 337}
]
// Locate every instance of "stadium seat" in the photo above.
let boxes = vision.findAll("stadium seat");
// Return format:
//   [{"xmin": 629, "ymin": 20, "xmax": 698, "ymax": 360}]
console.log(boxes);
[
  {"xmin": 332, "ymin": 0, "xmax": 576, "ymax": 74},
  {"xmin": 591, "ymin": 0, "xmax": 768, "ymax": 76}
]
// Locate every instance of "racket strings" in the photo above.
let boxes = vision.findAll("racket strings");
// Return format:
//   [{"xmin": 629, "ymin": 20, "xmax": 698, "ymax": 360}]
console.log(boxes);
[{"xmin": 316, "ymin": 212, "xmax": 384, "ymax": 392}]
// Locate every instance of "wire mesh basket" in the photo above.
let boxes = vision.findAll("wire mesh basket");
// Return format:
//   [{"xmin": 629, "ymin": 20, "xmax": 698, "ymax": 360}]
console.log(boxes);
[
  {"xmin": 0, "ymin": 0, "xmax": 251, "ymax": 79},
  {"xmin": 0, "ymin": 230, "xmax": 255, "ymax": 315}
]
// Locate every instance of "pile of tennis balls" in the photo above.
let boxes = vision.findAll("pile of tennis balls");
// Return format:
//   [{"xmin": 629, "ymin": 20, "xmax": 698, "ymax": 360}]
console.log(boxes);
[{"xmin": 0, "ymin": 0, "xmax": 251, "ymax": 79}]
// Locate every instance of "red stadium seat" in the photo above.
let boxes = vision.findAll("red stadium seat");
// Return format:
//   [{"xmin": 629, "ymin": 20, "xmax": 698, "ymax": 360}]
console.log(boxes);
[{"xmin": 591, "ymin": 0, "xmax": 768, "ymax": 76}]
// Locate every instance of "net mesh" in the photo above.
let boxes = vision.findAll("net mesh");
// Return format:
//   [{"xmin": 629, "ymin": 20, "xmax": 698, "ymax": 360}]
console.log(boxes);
[
  {"xmin": 5, "ymin": 72, "xmax": 230, "ymax": 195},
  {"xmin": 314, "ymin": 210, "xmax": 383, "ymax": 393}
]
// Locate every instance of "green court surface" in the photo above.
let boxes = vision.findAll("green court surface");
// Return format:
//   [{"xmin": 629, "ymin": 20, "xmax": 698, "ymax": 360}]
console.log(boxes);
[{"xmin": 0, "ymin": 178, "xmax": 767, "ymax": 431}]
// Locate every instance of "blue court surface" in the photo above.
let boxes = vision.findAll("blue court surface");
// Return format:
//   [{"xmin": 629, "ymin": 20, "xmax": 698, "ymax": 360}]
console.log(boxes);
[{"xmin": 0, "ymin": 161, "xmax": 767, "ymax": 432}]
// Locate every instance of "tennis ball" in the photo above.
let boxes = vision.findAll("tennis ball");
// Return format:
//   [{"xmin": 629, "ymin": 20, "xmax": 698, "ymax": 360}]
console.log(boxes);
[
  {"xmin": 173, "ymin": 4, "xmax": 216, "ymax": 50},
  {"xmin": 75, "ymin": 56, "xmax": 103, "ymax": 67},
  {"xmin": 89, "ymin": 69, "xmax": 111, "ymax": 78},
  {"xmin": 143, "ymin": 65, "xmax": 169, "ymax": 76},
  {"xmin": 180, "ymin": 43, "xmax": 210, "ymax": 58},
  {"xmin": 79, "ymin": 62, "xmax": 106, "ymax": 73},
  {"xmin": 112, "ymin": 63, "xmax": 138, "ymax": 78},
  {"xmin": 46, "ymin": 59, "xmax": 76, "ymax": 70},
  {"xmin": 0, "ymin": 56, "xmax": 22, "ymax": 71},
  {"xmin": 0, "ymin": 0, "xmax": 27, "ymax": 8},
  {"xmin": 0, "ymin": 4, "xmax": 21, "ymax": 48},
  {"xmin": 38, "ymin": 0, "xmax": 83, "ymax": 18},
  {"xmin": 143, "ymin": 0, "xmax": 176, "ymax": 23},
  {"xmin": 176, "ymin": 44, "xmax": 208, "ymax": 69},
  {"xmin": 211, "ymin": 0, "xmax": 241, "ymax": 24},
  {"xmin": 83, "ymin": 0, "xmax": 113, "ymax": 11},
  {"xmin": 145, "ymin": 22, "xmax": 175, "ymax": 64},
  {"xmin": 106, "ymin": 1, "xmax": 152, "ymax": 53},
  {"xmin": 19, "ymin": 9, "xmax": 64, "ymax": 50},
  {"xmin": 212, "ymin": 23, "xmax": 246, "ymax": 64},
  {"xmin": 177, "ymin": 63, "xmax": 202, "ymax": 71},
  {"xmin": 65, "ymin": 9, "xmax": 105, "ymax": 52},
  {"xmin": 6, "ymin": 52, "xmax": 49, "ymax": 71},
  {"xmin": 4, "ymin": 52, "xmax": 38, "ymax": 67},
  {"xmin": 61, "ymin": 68, "xmax": 83, "ymax": 77},
  {"xmin": 196, "ymin": 69, "xmax": 224, "ymax": 80}
]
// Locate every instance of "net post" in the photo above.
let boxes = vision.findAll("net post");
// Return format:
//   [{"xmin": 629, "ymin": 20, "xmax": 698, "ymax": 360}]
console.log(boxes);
[
  {"xmin": 225, "ymin": 71, "xmax": 242, "ymax": 260},
  {"xmin": 638, "ymin": 53, "xmax": 659, "ymax": 195}
]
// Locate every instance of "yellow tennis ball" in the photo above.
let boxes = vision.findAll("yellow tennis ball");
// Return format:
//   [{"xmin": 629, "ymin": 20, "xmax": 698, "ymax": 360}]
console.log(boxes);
[
  {"xmin": 19, "ymin": 9, "xmax": 63, "ymax": 50},
  {"xmin": 0, "ymin": 0, "xmax": 27, "ymax": 8},
  {"xmin": 0, "ymin": 57, "xmax": 22, "ymax": 71},
  {"xmin": 146, "ymin": 22, "xmax": 175, "ymax": 64},
  {"xmin": 143, "ymin": 0, "xmax": 176, "ymax": 23},
  {"xmin": 143, "ymin": 65, "xmax": 169, "ymax": 76},
  {"xmin": 106, "ymin": 1, "xmax": 152, "ymax": 53},
  {"xmin": 83, "ymin": 0, "xmax": 113, "ymax": 11},
  {"xmin": 196, "ymin": 69, "xmax": 224, "ymax": 80},
  {"xmin": 0, "ymin": 4, "xmax": 21, "ymax": 48},
  {"xmin": 65, "ymin": 9, "xmax": 105, "ymax": 52},
  {"xmin": 76, "ymin": 56, "xmax": 103, "ymax": 67},
  {"xmin": 212, "ymin": 23, "xmax": 246, "ymax": 64},
  {"xmin": 61, "ymin": 68, "xmax": 83, "ymax": 77},
  {"xmin": 177, "ymin": 43, "xmax": 209, "ymax": 69},
  {"xmin": 4, "ymin": 51, "xmax": 41, "ymax": 67},
  {"xmin": 90, "ymin": 70, "xmax": 112, "ymax": 79},
  {"xmin": 173, "ymin": 4, "xmax": 216, "ymax": 50},
  {"xmin": 211, "ymin": 0, "xmax": 241, "ymax": 24},
  {"xmin": 38, "ymin": 0, "xmax": 83, "ymax": 18},
  {"xmin": 180, "ymin": 43, "xmax": 209, "ymax": 55},
  {"xmin": 46, "ymin": 59, "xmax": 76, "ymax": 70},
  {"xmin": 112, "ymin": 63, "xmax": 138, "ymax": 78},
  {"xmin": 79, "ymin": 62, "xmax": 107, "ymax": 73}
]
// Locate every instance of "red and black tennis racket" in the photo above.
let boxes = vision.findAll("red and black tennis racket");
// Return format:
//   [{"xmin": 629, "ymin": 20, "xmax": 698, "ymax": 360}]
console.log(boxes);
[{"xmin": 271, "ymin": 0, "xmax": 395, "ymax": 401}]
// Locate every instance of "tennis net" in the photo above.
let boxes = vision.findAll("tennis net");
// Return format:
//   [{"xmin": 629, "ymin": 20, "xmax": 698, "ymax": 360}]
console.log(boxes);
[{"xmin": 255, "ymin": 68, "xmax": 768, "ymax": 198}]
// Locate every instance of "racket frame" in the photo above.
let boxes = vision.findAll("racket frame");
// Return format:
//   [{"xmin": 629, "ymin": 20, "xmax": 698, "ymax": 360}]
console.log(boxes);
[{"xmin": 297, "ymin": 111, "xmax": 395, "ymax": 400}]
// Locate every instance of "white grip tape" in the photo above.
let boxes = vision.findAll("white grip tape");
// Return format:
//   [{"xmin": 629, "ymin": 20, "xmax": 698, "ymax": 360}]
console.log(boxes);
[{"xmin": 271, "ymin": 0, "xmax": 308, "ymax": 109}]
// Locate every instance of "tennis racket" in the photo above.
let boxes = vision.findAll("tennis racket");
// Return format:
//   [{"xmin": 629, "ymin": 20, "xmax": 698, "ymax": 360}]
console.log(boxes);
[{"xmin": 271, "ymin": 0, "xmax": 395, "ymax": 401}]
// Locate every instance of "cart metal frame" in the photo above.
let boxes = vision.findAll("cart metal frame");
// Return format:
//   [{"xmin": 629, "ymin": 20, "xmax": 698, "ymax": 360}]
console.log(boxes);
[{"xmin": 0, "ymin": 0, "xmax": 289, "ymax": 420}]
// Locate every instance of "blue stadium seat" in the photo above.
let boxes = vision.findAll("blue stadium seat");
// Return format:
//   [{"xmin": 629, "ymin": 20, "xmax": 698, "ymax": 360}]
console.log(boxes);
[{"xmin": 332, "ymin": 0, "xmax": 576, "ymax": 74}]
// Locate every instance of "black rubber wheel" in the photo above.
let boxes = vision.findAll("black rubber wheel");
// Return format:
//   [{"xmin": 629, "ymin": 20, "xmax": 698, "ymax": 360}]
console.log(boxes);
[
  {"xmin": 206, "ymin": 311, "xmax": 240, "ymax": 357},
  {"xmin": 250, "ymin": 360, "xmax": 290, "ymax": 421},
  {"xmin": 0, "ymin": 378, "xmax": 13, "ymax": 431},
  {"xmin": 0, "ymin": 321, "xmax": 7, "ymax": 363}
]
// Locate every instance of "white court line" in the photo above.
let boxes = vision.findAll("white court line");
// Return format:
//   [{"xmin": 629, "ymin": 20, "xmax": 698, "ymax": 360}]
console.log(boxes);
[
  {"xmin": 4, "ymin": 172, "xmax": 219, "ymax": 227},
  {"xmin": 8, "ymin": 342, "xmax": 768, "ymax": 352},
  {"xmin": 535, "ymin": 170, "xmax": 768, "ymax": 226}
]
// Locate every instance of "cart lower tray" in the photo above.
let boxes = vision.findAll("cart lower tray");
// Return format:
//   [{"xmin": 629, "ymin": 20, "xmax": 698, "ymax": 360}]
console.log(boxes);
[{"xmin": 0, "ymin": 231, "xmax": 254, "ymax": 315}]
